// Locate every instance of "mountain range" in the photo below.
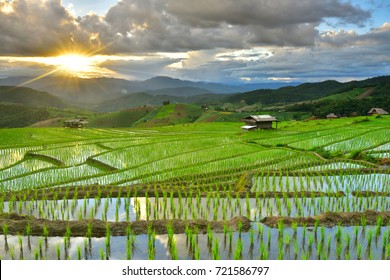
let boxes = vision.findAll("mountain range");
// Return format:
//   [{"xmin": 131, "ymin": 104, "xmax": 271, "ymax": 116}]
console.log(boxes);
[
  {"xmin": 0, "ymin": 75, "xmax": 297, "ymax": 106},
  {"xmin": 0, "ymin": 75, "xmax": 389, "ymax": 127}
]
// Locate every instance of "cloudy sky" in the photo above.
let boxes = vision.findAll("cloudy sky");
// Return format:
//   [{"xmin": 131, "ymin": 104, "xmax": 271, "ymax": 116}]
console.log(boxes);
[{"xmin": 0, "ymin": 0, "xmax": 389, "ymax": 84}]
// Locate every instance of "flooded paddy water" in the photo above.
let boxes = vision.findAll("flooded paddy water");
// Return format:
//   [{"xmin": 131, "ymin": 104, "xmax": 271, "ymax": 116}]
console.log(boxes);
[{"xmin": 1, "ymin": 173, "xmax": 389, "ymax": 260}]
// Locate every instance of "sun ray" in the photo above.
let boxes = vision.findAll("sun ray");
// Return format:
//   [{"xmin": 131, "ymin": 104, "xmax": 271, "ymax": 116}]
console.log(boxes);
[{"xmin": 7, "ymin": 68, "xmax": 61, "ymax": 91}]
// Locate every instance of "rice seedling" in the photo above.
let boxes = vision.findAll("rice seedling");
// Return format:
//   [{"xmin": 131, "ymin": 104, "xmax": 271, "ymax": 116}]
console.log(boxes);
[
  {"xmin": 25, "ymin": 223, "xmax": 31, "ymax": 238},
  {"xmin": 249, "ymin": 229, "xmax": 255, "ymax": 248},
  {"xmin": 56, "ymin": 243, "xmax": 61, "ymax": 260},
  {"xmin": 77, "ymin": 245, "xmax": 82, "ymax": 260},
  {"xmin": 105, "ymin": 223, "xmax": 111, "ymax": 257},
  {"xmin": 86, "ymin": 223, "xmax": 92, "ymax": 239},
  {"xmin": 207, "ymin": 224, "xmax": 213, "ymax": 248},
  {"xmin": 278, "ymin": 220, "xmax": 284, "ymax": 239},
  {"xmin": 147, "ymin": 225, "xmax": 156, "ymax": 260},
  {"xmin": 228, "ymin": 228, "xmax": 233, "ymax": 248},
  {"xmin": 194, "ymin": 245, "xmax": 201, "ymax": 260},
  {"xmin": 234, "ymin": 238, "xmax": 243, "ymax": 260},
  {"xmin": 17, "ymin": 234, "xmax": 23, "ymax": 259},
  {"xmin": 386, "ymin": 244, "xmax": 390, "ymax": 260},
  {"xmin": 34, "ymin": 249, "xmax": 39, "ymax": 260},
  {"xmin": 99, "ymin": 248, "xmax": 105, "ymax": 260},
  {"xmin": 43, "ymin": 225, "xmax": 49, "ymax": 242},
  {"xmin": 292, "ymin": 222, "xmax": 298, "ymax": 237},
  {"xmin": 212, "ymin": 238, "xmax": 220, "ymax": 260},
  {"xmin": 126, "ymin": 238, "xmax": 132, "ymax": 260},
  {"xmin": 336, "ymin": 241, "xmax": 343, "ymax": 259},
  {"xmin": 9, "ymin": 245, "xmax": 15, "ymax": 260},
  {"xmin": 166, "ymin": 223, "xmax": 178, "ymax": 260},
  {"xmin": 260, "ymin": 242, "xmax": 268, "ymax": 260},
  {"xmin": 308, "ymin": 234, "xmax": 314, "ymax": 248},
  {"xmin": 2, "ymin": 223, "xmax": 8, "ymax": 240},
  {"xmin": 367, "ymin": 229, "xmax": 373, "ymax": 249},
  {"xmin": 376, "ymin": 216, "xmax": 383, "ymax": 237},
  {"xmin": 64, "ymin": 226, "xmax": 71, "ymax": 247},
  {"xmin": 335, "ymin": 224, "xmax": 342, "ymax": 243},
  {"xmin": 320, "ymin": 225, "xmax": 326, "ymax": 243},
  {"xmin": 38, "ymin": 238, "xmax": 43, "ymax": 259}
]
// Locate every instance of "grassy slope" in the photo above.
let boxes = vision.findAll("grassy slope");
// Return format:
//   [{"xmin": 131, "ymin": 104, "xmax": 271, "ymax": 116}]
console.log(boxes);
[
  {"xmin": 0, "ymin": 104, "xmax": 51, "ymax": 128},
  {"xmin": 317, "ymin": 87, "xmax": 368, "ymax": 102},
  {"xmin": 88, "ymin": 106, "xmax": 154, "ymax": 127},
  {"xmin": 222, "ymin": 76, "xmax": 390, "ymax": 107},
  {"xmin": 133, "ymin": 104, "xmax": 203, "ymax": 127},
  {"xmin": 286, "ymin": 80, "xmax": 390, "ymax": 117},
  {"xmin": 223, "ymin": 80, "xmax": 346, "ymax": 105},
  {"xmin": 0, "ymin": 86, "xmax": 67, "ymax": 108}
]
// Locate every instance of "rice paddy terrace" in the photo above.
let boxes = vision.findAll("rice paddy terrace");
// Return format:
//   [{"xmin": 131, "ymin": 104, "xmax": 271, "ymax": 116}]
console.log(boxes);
[{"xmin": 0, "ymin": 116, "xmax": 389, "ymax": 260}]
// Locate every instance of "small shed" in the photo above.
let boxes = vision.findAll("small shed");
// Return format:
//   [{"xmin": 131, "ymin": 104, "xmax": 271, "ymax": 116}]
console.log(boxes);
[
  {"xmin": 241, "ymin": 115, "xmax": 278, "ymax": 130},
  {"xmin": 367, "ymin": 108, "xmax": 389, "ymax": 115},
  {"xmin": 326, "ymin": 113, "xmax": 338, "ymax": 119},
  {"xmin": 64, "ymin": 119, "xmax": 88, "ymax": 128}
]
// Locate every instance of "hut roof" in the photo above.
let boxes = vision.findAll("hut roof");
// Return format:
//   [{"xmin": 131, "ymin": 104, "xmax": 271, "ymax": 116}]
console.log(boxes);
[
  {"xmin": 326, "ymin": 113, "xmax": 338, "ymax": 118},
  {"xmin": 242, "ymin": 115, "xmax": 278, "ymax": 122},
  {"xmin": 64, "ymin": 119, "xmax": 88, "ymax": 123},
  {"xmin": 368, "ymin": 108, "xmax": 389, "ymax": 115}
]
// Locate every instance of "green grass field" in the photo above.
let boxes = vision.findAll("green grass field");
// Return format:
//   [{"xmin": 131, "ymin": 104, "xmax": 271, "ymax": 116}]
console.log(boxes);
[{"xmin": 0, "ymin": 116, "xmax": 389, "ymax": 260}]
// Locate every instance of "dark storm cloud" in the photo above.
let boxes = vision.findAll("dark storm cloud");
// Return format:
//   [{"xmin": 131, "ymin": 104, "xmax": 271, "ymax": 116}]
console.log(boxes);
[
  {"xmin": 167, "ymin": 22, "xmax": 390, "ymax": 83},
  {"xmin": 165, "ymin": 0, "xmax": 370, "ymax": 28}
]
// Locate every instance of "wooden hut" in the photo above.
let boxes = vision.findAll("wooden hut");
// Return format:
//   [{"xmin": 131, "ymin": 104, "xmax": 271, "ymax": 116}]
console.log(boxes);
[
  {"xmin": 64, "ymin": 119, "xmax": 88, "ymax": 128},
  {"xmin": 241, "ymin": 115, "xmax": 278, "ymax": 130},
  {"xmin": 326, "ymin": 113, "xmax": 338, "ymax": 119},
  {"xmin": 367, "ymin": 108, "xmax": 389, "ymax": 115}
]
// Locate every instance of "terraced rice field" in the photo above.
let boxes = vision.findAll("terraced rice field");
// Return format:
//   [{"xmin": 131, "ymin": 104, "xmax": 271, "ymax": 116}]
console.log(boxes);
[{"xmin": 0, "ymin": 116, "xmax": 389, "ymax": 260}]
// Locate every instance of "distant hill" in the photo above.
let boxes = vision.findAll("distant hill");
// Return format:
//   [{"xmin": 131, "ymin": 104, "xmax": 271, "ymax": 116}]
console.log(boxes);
[
  {"xmin": 286, "ymin": 76, "xmax": 390, "ymax": 117},
  {"xmin": 1, "ymin": 75, "xmax": 388, "ymax": 127},
  {"xmin": 145, "ymin": 87, "xmax": 213, "ymax": 97},
  {"xmin": 88, "ymin": 106, "xmax": 154, "ymax": 127},
  {"xmin": 0, "ymin": 86, "xmax": 67, "ymax": 108},
  {"xmin": 0, "ymin": 103, "xmax": 51, "ymax": 128},
  {"xmin": 95, "ymin": 91, "xmax": 223, "ymax": 112},
  {"xmin": 133, "ymin": 104, "xmax": 203, "ymax": 127},
  {"xmin": 95, "ymin": 92, "xmax": 166, "ymax": 112},
  {"xmin": 0, "ymin": 77, "xmax": 129, "ymax": 106},
  {"xmin": 134, "ymin": 76, "xmax": 279, "ymax": 93},
  {"xmin": 222, "ymin": 76, "xmax": 390, "ymax": 108},
  {"xmin": 223, "ymin": 80, "xmax": 347, "ymax": 106},
  {"xmin": 0, "ymin": 75, "xmax": 297, "ymax": 107}
]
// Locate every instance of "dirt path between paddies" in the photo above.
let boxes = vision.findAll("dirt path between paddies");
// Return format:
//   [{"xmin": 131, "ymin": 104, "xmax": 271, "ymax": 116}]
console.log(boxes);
[
  {"xmin": 262, "ymin": 210, "xmax": 390, "ymax": 228},
  {"xmin": 0, "ymin": 214, "xmax": 251, "ymax": 237},
  {"xmin": 356, "ymin": 88, "xmax": 374, "ymax": 99},
  {"xmin": 29, "ymin": 118, "xmax": 63, "ymax": 127}
]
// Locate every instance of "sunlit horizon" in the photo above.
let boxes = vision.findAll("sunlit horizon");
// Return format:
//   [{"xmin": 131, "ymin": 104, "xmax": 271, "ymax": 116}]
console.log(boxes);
[{"xmin": 0, "ymin": 0, "xmax": 389, "ymax": 83}]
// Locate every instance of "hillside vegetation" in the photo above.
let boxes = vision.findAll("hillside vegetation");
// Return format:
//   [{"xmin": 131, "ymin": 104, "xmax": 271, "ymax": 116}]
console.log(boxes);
[
  {"xmin": 88, "ymin": 106, "xmax": 154, "ymax": 127},
  {"xmin": 287, "ymin": 79, "xmax": 390, "ymax": 117},
  {"xmin": 223, "ymin": 76, "xmax": 390, "ymax": 108},
  {"xmin": 133, "ymin": 104, "xmax": 203, "ymax": 127},
  {"xmin": 0, "ymin": 104, "xmax": 50, "ymax": 127},
  {"xmin": 0, "ymin": 86, "xmax": 67, "ymax": 108},
  {"xmin": 1, "ymin": 75, "xmax": 389, "ymax": 128}
]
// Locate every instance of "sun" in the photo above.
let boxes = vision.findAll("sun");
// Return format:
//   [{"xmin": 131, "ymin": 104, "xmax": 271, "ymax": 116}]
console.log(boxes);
[{"xmin": 52, "ymin": 54, "xmax": 95, "ymax": 77}]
